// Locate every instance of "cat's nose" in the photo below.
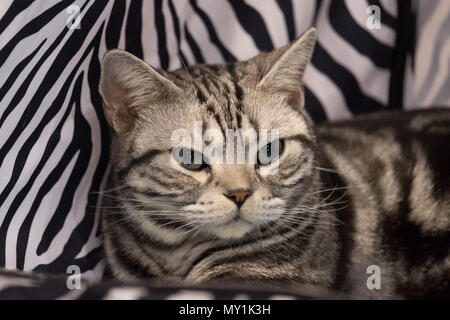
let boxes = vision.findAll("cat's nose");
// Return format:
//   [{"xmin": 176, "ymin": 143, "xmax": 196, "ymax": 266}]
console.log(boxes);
[{"xmin": 225, "ymin": 190, "xmax": 251, "ymax": 207}]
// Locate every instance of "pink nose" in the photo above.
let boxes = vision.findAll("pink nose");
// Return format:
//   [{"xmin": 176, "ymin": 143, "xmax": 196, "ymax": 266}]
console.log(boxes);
[{"xmin": 225, "ymin": 191, "xmax": 251, "ymax": 207}]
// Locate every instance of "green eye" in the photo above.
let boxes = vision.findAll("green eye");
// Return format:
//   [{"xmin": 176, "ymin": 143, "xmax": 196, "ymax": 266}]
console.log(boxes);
[
  {"xmin": 257, "ymin": 140, "xmax": 284, "ymax": 165},
  {"xmin": 175, "ymin": 148, "xmax": 206, "ymax": 171},
  {"xmin": 182, "ymin": 162, "xmax": 204, "ymax": 170}
]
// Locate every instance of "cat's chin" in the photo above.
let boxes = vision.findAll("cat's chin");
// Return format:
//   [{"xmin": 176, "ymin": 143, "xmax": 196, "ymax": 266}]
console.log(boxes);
[{"xmin": 211, "ymin": 219, "xmax": 253, "ymax": 239}]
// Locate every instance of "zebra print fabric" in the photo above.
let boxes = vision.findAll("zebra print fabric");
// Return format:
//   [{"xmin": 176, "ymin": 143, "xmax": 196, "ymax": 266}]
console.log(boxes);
[
  {"xmin": 0, "ymin": 0, "xmax": 411, "ymax": 282},
  {"xmin": 0, "ymin": 268, "xmax": 335, "ymax": 299}
]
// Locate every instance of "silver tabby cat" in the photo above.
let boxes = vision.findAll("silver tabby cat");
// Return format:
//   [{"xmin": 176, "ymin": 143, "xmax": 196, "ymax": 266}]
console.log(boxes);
[{"xmin": 99, "ymin": 28, "xmax": 450, "ymax": 299}]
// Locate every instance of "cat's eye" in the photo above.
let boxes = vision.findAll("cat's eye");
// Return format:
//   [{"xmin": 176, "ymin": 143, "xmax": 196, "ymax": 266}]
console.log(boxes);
[
  {"xmin": 257, "ymin": 139, "xmax": 284, "ymax": 166},
  {"xmin": 174, "ymin": 148, "xmax": 207, "ymax": 171}
]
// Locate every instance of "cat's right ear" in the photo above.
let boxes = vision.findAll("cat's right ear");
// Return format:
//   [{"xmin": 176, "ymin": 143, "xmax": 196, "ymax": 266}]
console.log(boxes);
[
  {"xmin": 256, "ymin": 27, "xmax": 317, "ymax": 111},
  {"xmin": 99, "ymin": 50, "xmax": 181, "ymax": 134}
]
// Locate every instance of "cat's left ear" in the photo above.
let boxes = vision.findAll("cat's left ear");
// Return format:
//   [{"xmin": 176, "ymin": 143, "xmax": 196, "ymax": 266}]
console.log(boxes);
[
  {"xmin": 257, "ymin": 27, "xmax": 317, "ymax": 110},
  {"xmin": 99, "ymin": 50, "xmax": 182, "ymax": 134}
]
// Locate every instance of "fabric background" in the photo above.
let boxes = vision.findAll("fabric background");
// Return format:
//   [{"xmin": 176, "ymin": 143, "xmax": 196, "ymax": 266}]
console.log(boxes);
[{"xmin": 0, "ymin": 0, "xmax": 447, "ymax": 284}]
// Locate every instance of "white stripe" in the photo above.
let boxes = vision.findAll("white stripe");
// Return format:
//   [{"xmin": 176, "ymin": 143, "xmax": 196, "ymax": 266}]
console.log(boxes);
[
  {"xmin": 163, "ymin": 0, "xmax": 182, "ymax": 71},
  {"xmin": 415, "ymin": 0, "xmax": 450, "ymax": 92},
  {"xmin": 244, "ymin": 0, "xmax": 289, "ymax": 49},
  {"xmin": 184, "ymin": 7, "xmax": 223, "ymax": 64},
  {"xmin": 103, "ymin": 287, "xmax": 148, "ymax": 300},
  {"xmin": 197, "ymin": 0, "xmax": 259, "ymax": 60},
  {"xmin": 379, "ymin": 0, "xmax": 397, "ymax": 18},
  {"xmin": 0, "ymin": 0, "xmax": 15, "ymax": 21},
  {"xmin": 292, "ymin": 0, "xmax": 316, "ymax": 36},
  {"xmin": 166, "ymin": 290, "xmax": 214, "ymax": 300},
  {"xmin": 171, "ymin": 0, "xmax": 196, "ymax": 65},
  {"xmin": 422, "ymin": 36, "xmax": 450, "ymax": 106},
  {"xmin": 316, "ymin": 0, "xmax": 391, "ymax": 106},
  {"xmin": 141, "ymin": 0, "xmax": 161, "ymax": 68},
  {"xmin": 304, "ymin": 63, "xmax": 353, "ymax": 121}
]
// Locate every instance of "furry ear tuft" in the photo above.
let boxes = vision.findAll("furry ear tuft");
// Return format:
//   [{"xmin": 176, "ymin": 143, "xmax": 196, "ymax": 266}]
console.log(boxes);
[
  {"xmin": 257, "ymin": 27, "xmax": 317, "ymax": 110},
  {"xmin": 99, "ymin": 50, "xmax": 180, "ymax": 134}
]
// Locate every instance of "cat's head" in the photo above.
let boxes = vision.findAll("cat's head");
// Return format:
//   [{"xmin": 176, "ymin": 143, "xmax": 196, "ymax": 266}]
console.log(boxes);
[{"xmin": 100, "ymin": 28, "xmax": 317, "ymax": 241}]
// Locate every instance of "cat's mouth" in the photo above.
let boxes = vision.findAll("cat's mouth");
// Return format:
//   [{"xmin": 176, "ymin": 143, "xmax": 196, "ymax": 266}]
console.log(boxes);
[
  {"xmin": 221, "ymin": 213, "xmax": 252, "ymax": 226},
  {"xmin": 211, "ymin": 213, "xmax": 254, "ymax": 239}
]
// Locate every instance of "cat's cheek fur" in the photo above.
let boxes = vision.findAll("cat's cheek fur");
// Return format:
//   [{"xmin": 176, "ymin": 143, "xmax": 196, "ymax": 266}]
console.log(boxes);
[{"xmin": 240, "ymin": 189, "xmax": 286, "ymax": 223}]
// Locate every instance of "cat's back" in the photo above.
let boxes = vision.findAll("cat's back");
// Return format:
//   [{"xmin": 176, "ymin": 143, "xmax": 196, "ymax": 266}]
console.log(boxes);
[
  {"xmin": 314, "ymin": 109, "xmax": 450, "ymax": 190},
  {"xmin": 314, "ymin": 109, "xmax": 450, "ymax": 198},
  {"xmin": 313, "ymin": 109, "xmax": 450, "ymax": 299}
]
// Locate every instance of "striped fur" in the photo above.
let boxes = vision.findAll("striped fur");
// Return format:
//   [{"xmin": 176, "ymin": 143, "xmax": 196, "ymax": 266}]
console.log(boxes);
[{"xmin": 99, "ymin": 31, "xmax": 450, "ymax": 299}]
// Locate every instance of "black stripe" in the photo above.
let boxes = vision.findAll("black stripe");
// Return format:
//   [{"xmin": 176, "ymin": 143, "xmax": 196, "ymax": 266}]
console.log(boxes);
[
  {"xmin": 105, "ymin": 0, "xmax": 126, "ymax": 50},
  {"xmin": 227, "ymin": 0, "xmax": 274, "ymax": 52},
  {"xmin": 114, "ymin": 217, "xmax": 170, "ymax": 274},
  {"xmin": 0, "ymin": 39, "xmax": 46, "ymax": 103},
  {"xmin": 214, "ymin": 114, "xmax": 226, "ymax": 137},
  {"xmin": 313, "ymin": 0, "xmax": 323, "ymax": 24},
  {"xmin": 315, "ymin": 157, "xmax": 355, "ymax": 292},
  {"xmin": 209, "ymin": 224, "xmax": 315, "ymax": 271},
  {"xmin": 154, "ymin": 0, "xmax": 169, "ymax": 69},
  {"xmin": 225, "ymin": 63, "xmax": 244, "ymax": 111},
  {"xmin": 138, "ymin": 169, "xmax": 186, "ymax": 191},
  {"xmin": 285, "ymin": 134, "xmax": 313, "ymax": 150},
  {"xmin": 388, "ymin": 0, "xmax": 413, "ymax": 109},
  {"xmin": 117, "ymin": 149, "xmax": 163, "ymax": 179},
  {"xmin": 109, "ymin": 231, "xmax": 154, "ymax": 278},
  {"xmin": 189, "ymin": 0, "xmax": 236, "ymax": 62},
  {"xmin": 125, "ymin": 0, "xmax": 143, "ymax": 59},
  {"xmin": 148, "ymin": 215, "xmax": 194, "ymax": 231},
  {"xmin": 304, "ymin": 86, "xmax": 328, "ymax": 123},
  {"xmin": 329, "ymin": 0, "xmax": 393, "ymax": 69},
  {"xmin": 70, "ymin": 247, "xmax": 103, "ymax": 274},
  {"xmin": 118, "ymin": 215, "xmax": 182, "ymax": 251},
  {"xmin": 236, "ymin": 112, "xmax": 242, "ymax": 128},
  {"xmin": 184, "ymin": 225, "xmax": 295, "ymax": 277},
  {"xmin": 184, "ymin": 24, "xmax": 205, "ymax": 64},
  {"xmin": 312, "ymin": 43, "xmax": 384, "ymax": 114},
  {"xmin": 206, "ymin": 104, "xmax": 215, "ymax": 114},
  {"xmin": 196, "ymin": 87, "xmax": 207, "ymax": 104},
  {"xmin": 276, "ymin": 0, "xmax": 296, "ymax": 41}
]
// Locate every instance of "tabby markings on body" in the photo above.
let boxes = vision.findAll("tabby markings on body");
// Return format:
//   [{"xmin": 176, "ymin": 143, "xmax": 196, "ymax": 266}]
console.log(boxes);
[{"xmin": 99, "ymin": 28, "xmax": 450, "ymax": 299}]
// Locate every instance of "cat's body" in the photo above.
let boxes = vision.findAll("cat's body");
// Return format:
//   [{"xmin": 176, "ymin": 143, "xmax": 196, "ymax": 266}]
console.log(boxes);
[{"xmin": 99, "ymin": 28, "xmax": 450, "ymax": 299}]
